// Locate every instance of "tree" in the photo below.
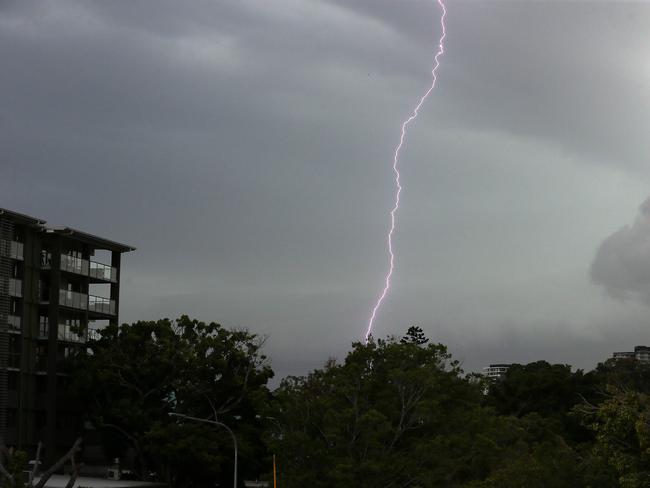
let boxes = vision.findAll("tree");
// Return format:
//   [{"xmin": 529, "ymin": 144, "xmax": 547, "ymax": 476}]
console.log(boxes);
[
  {"xmin": 267, "ymin": 331, "xmax": 525, "ymax": 487},
  {"xmin": 485, "ymin": 361, "xmax": 596, "ymax": 444},
  {"xmin": 0, "ymin": 438, "xmax": 82, "ymax": 488},
  {"xmin": 69, "ymin": 316, "xmax": 273, "ymax": 488},
  {"xmin": 577, "ymin": 387, "xmax": 650, "ymax": 488}
]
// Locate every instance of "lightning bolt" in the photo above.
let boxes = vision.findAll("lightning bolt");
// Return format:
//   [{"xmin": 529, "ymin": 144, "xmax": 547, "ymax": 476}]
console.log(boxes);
[{"xmin": 365, "ymin": 0, "xmax": 447, "ymax": 342}]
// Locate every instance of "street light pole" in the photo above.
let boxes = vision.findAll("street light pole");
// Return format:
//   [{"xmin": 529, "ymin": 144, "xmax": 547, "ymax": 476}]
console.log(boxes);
[{"xmin": 169, "ymin": 413, "xmax": 238, "ymax": 488}]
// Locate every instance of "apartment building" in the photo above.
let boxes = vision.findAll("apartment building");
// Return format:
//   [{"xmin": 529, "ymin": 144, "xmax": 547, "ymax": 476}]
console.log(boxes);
[
  {"xmin": 482, "ymin": 364, "xmax": 512, "ymax": 380},
  {"xmin": 613, "ymin": 345, "xmax": 650, "ymax": 362},
  {"xmin": 0, "ymin": 208, "xmax": 134, "ymax": 463}
]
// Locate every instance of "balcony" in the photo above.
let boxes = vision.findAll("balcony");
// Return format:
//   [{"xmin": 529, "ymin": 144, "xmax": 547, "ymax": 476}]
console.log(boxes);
[
  {"xmin": 89, "ymin": 295, "xmax": 115, "ymax": 315},
  {"xmin": 0, "ymin": 240, "xmax": 23, "ymax": 261},
  {"xmin": 60, "ymin": 254, "xmax": 89, "ymax": 276},
  {"xmin": 57, "ymin": 324, "xmax": 87, "ymax": 343},
  {"xmin": 8, "ymin": 315, "xmax": 20, "ymax": 332},
  {"xmin": 58, "ymin": 289, "xmax": 116, "ymax": 316},
  {"xmin": 89, "ymin": 261, "xmax": 117, "ymax": 283},
  {"xmin": 57, "ymin": 254, "xmax": 117, "ymax": 283},
  {"xmin": 58, "ymin": 289, "xmax": 87, "ymax": 311},
  {"xmin": 8, "ymin": 279, "xmax": 22, "ymax": 297}
]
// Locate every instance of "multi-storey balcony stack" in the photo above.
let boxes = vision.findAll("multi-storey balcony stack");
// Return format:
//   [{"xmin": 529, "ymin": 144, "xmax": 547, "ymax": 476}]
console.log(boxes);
[{"xmin": 0, "ymin": 208, "xmax": 134, "ymax": 464}]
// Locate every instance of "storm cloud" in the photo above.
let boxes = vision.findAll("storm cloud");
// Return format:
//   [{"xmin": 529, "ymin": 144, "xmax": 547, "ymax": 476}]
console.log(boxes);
[
  {"xmin": 592, "ymin": 198, "xmax": 650, "ymax": 303},
  {"xmin": 2, "ymin": 0, "xmax": 650, "ymax": 379}
]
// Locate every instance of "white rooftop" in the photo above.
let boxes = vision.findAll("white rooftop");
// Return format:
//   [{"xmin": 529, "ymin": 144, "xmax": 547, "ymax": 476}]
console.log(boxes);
[{"xmin": 36, "ymin": 475, "xmax": 165, "ymax": 488}]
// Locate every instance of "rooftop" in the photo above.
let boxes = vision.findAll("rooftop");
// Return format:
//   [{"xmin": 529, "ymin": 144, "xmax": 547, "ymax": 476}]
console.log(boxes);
[
  {"xmin": 0, "ymin": 207, "xmax": 135, "ymax": 252},
  {"xmin": 0, "ymin": 208, "xmax": 46, "ymax": 226}
]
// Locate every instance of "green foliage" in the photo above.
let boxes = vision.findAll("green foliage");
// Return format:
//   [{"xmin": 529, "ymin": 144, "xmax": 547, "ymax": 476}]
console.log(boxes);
[
  {"xmin": 0, "ymin": 449, "xmax": 27, "ymax": 488},
  {"xmin": 64, "ymin": 318, "xmax": 650, "ymax": 487},
  {"xmin": 579, "ymin": 388, "xmax": 650, "ymax": 487},
  {"xmin": 268, "ymin": 334, "xmax": 561, "ymax": 487},
  {"xmin": 69, "ymin": 316, "xmax": 273, "ymax": 488}
]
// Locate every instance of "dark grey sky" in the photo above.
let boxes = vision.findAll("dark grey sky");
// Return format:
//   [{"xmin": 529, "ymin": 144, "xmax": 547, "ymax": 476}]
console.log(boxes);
[{"xmin": 3, "ymin": 0, "xmax": 650, "ymax": 380}]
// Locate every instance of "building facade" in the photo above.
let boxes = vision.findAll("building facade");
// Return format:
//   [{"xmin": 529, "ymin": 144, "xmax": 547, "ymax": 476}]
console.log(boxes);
[
  {"xmin": 612, "ymin": 346, "xmax": 650, "ymax": 362},
  {"xmin": 0, "ymin": 208, "xmax": 134, "ymax": 463},
  {"xmin": 482, "ymin": 364, "xmax": 511, "ymax": 380}
]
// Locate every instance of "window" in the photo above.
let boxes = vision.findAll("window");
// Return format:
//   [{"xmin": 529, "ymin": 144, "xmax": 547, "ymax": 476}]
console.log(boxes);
[
  {"xmin": 7, "ymin": 372, "xmax": 18, "ymax": 391},
  {"xmin": 36, "ymin": 376, "xmax": 47, "ymax": 394},
  {"xmin": 39, "ymin": 316, "xmax": 49, "ymax": 338},
  {"xmin": 35, "ymin": 411, "xmax": 46, "ymax": 431},
  {"xmin": 6, "ymin": 409, "xmax": 17, "ymax": 428},
  {"xmin": 36, "ymin": 346, "xmax": 47, "ymax": 370}
]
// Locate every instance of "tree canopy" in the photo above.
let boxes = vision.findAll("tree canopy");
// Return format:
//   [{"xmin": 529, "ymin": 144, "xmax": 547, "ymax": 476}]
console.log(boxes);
[{"xmin": 69, "ymin": 316, "xmax": 273, "ymax": 488}]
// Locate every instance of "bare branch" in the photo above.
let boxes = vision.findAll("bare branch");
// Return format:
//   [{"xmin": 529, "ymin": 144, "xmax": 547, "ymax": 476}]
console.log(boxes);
[
  {"xmin": 33, "ymin": 437, "xmax": 82, "ymax": 488},
  {"xmin": 63, "ymin": 451, "xmax": 83, "ymax": 488},
  {"xmin": 30, "ymin": 441, "xmax": 43, "ymax": 482}
]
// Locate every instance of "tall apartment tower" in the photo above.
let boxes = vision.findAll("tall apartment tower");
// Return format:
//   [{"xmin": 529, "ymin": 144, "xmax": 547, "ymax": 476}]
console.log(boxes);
[{"xmin": 0, "ymin": 208, "xmax": 134, "ymax": 463}]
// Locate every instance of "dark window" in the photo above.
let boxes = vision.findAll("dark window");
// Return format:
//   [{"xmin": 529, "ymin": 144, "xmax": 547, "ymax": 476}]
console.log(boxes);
[
  {"xmin": 35, "ymin": 411, "xmax": 46, "ymax": 431},
  {"xmin": 7, "ymin": 372, "xmax": 18, "ymax": 391},
  {"xmin": 36, "ymin": 376, "xmax": 47, "ymax": 394},
  {"xmin": 6, "ymin": 409, "xmax": 17, "ymax": 428}
]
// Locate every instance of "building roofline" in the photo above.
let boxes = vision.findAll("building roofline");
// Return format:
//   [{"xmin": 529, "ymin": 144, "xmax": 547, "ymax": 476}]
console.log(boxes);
[
  {"xmin": 0, "ymin": 208, "xmax": 46, "ymax": 226},
  {"xmin": 48, "ymin": 227, "xmax": 136, "ymax": 253}
]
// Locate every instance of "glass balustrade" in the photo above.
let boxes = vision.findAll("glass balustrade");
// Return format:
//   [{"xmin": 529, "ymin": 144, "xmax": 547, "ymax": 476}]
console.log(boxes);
[
  {"xmin": 88, "ymin": 295, "xmax": 116, "ymax": 315},
  {"xmin": 90, "ymin": 261, "xmax": 117, "ymax": 282},
  {"xmin": 57, "ymin": 324, "xmax": 86, "ymax": 343},
  {"xmin": 8, "ymin": 315, "xmax": 20, "ymax": 331},
  {"xmin": 58, "ymin": 289, "xmax": 88, "ymax": 310},
  {"xmin": 8, "ymin": 279, "xmax": 22, "ymax": 297},
  {"xmin": 60, "ymin": 254, "xmax": 89, "ymax": 276},
  {"xmin": 58, "ymin": 290, "xmax": 116, "ymax": 315},
  {"xmin": 0, "ymin": 240, "xmax": 23, "ymax": 260}
]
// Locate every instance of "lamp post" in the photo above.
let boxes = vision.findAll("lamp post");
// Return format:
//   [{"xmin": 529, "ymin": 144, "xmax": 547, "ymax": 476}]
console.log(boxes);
[{"xmin": 169, "ymin": 413, "xmax": 238, "ymax": 488}]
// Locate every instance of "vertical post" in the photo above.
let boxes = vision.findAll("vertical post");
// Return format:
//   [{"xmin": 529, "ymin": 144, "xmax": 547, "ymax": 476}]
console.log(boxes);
[
  {"xmin": 110, "ymin": 251, "xmax": 121, "ymax": 326},
  {"xmin": 46, "ymin": 236, "xmax": 62, "ymax": 465},
  {"xmin": 273, "ymin": 455, "xmax": 277, "ymax": 488}
]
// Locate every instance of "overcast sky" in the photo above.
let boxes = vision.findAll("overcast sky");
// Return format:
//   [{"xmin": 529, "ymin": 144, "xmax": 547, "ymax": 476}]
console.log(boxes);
[{"xmin": 3, "ymin": 0, "xmax": 650, "ymax": 380}]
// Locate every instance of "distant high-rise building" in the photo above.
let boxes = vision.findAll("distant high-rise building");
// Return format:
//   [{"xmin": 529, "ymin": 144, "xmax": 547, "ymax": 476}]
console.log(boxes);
[
  {"xmin": 482, "ymin": 363, "xmax": 511, "ymax": 380},
  {"xmin": 0, "ymin": 208, "xmax": 134, "ymax": 463}
]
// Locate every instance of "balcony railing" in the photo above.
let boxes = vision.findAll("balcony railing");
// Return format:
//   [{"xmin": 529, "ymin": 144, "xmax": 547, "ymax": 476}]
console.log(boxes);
[
  {"xmin": 89, "ymin": 295, "xmax": 115, "ymax": 315},
  {"xmin": 8, "ymin": 315, "xmax": 20, "ymax": 331},
  {"xmin": 60, "ymin": 254, "xmax": 89, "ymax": 276},
  {"xmin": 58, "ymin": 289, "xmax": 116, "ymax": 316},
  {"xmin": 0, "ymin": 240, "xmax": 23, "ymax": 260},
  {"xmin": 58, "ymin": 324, "xmax": 87, "ymax": 343},
  {"xmin": 90, "ymin": 261, "xmax": 117, "ymax": 282},
  {"xmin": 59, "ymin": 289, "xmax": 88, "ymax": 311},
  {"xmin": 7, "ymin": 354, "xmax": 21, "ymax": 369},
  {"xmin": 57, "ymin": 254, "xmax": 117, "ymax": 283},
  {"xmin": 8, "ymin": 279, "xmax": 22, "ymax": 297}
]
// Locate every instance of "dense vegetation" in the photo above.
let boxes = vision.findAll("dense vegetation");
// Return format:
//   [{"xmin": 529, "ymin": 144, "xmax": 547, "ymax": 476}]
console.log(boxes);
[{"xmin": 8, "ymin": 319, "xmax": 650, "ymax": 487}]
